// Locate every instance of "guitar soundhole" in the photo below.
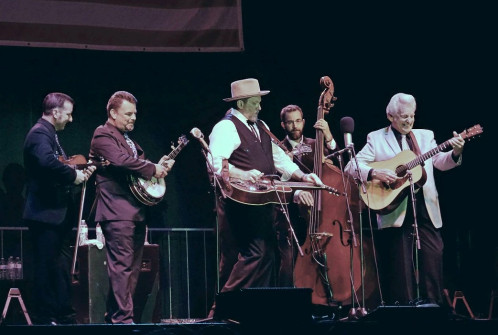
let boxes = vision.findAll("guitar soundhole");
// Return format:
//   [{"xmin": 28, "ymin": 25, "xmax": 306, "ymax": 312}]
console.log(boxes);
[{"xmin": 395, "ymin": 166, "xmax": 407, "ymax": 177}]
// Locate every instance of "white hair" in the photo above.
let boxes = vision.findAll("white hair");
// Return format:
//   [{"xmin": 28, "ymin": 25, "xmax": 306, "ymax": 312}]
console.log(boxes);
[{"xmin": 386, "ymin": 93, "xmax": 416, "ymax": 116}]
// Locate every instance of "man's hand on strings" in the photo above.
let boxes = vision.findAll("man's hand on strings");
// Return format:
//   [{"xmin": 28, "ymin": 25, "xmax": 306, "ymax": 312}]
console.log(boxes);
[
  {"xmin": 371, "ymin": 168, "xmax": 398, "ymax": 184},
  {"xmin": 302, "ymin": 173, "xmax": 324, "ymax": 187}
]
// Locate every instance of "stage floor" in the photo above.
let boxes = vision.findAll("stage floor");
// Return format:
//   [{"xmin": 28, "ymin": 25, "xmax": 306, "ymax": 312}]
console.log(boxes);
[{"xmin": 2, "ymin": 311, "xmax": 498, "ymax": 335}]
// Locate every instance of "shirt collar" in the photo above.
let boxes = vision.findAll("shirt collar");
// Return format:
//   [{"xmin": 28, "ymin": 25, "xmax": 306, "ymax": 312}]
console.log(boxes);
[
  {"xmin": 231, "ymin": 109, "xmax": 254, "ymax": 128},
  {"xmin": 286, "ymin": 135, "xmax": 303, "ymax": 148}
]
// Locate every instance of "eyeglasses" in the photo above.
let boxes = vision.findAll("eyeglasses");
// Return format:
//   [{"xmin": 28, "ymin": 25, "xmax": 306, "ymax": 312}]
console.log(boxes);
[{"xmin": 284, "ymin": 119, "xmax": 304, "ymax": 126}]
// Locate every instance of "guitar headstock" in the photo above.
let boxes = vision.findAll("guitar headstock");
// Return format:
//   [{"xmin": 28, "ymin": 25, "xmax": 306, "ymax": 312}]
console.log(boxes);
[
  {"xmin": 170, "ymin": 135, "xmax": 189, "ymax": 150},
  {"xmin": 460, "ymin": 124, "xmax": 483, "ymax": 140},
  {"xmin": 178, "ymin": 134, "xmax": 189, "ymax": 145}
]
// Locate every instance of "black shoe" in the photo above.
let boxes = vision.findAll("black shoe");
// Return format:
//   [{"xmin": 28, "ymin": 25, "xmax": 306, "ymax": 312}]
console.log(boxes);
[{"xmin": 104, "ymin": 314, "xmax": 113, "ymax": 324}]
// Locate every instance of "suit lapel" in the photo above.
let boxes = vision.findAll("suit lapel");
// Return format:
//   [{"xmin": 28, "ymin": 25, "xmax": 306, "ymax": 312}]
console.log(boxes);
[
  {"xmin": 385, "ymin": 126, "xmax": 401, "ymax": 154},
  {"xmin": 105, "ymin": 122, "xmax": 140, "ymax": 158}
]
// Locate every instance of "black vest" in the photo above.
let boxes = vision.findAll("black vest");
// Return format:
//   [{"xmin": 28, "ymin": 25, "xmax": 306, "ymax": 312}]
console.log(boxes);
[{"xmin": 224, "ymin": 114, "xmax": 276, "ymax": 175}]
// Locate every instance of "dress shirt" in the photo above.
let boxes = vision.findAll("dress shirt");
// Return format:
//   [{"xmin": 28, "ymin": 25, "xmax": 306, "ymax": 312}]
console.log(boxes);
[{"xmin": 209, "ymin": 108, "xmax": 300, "ymax": 180}]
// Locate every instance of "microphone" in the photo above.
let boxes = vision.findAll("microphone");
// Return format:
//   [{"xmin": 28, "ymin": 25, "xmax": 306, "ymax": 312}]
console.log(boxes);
[
  {"xmin": 340, "ymin": 116, "xmax": 355, "ymax": 149},
  {"xmin": 190, "ymin": 127, "xmax": 211, "ymax": 153}
]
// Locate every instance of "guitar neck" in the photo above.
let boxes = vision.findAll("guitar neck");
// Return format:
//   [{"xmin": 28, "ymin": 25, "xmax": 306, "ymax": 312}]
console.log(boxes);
[
  {"xmin": 405, "ymin": 140, "xmax": 451, "ymax": 171},
  {"xmin": 275, "ymin": 180, "xmax": 317, "ymax": 189},
  {"xmin": 403, "ymin": 124, "xmax": 482, "ymax": 171},
  {"xmin": 274, "ymin": 180, "xmax": 342, "ymax": 195},
  {"xmin": 166, "ymin": 136, "xmax": 189, "ymax": 159},
  {"xmin": 168, "ymin": 143, "xmax": 186, "ymax": 159}
]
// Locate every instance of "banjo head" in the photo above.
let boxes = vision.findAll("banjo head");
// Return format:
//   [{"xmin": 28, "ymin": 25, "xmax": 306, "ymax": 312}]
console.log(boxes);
[{"xmin": 136, "ymin": 177, "xmax": 166, "ymax": 199}]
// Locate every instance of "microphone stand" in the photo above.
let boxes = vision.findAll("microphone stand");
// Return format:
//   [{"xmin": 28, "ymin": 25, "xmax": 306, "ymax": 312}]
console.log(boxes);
[
  {"xmin": 201, "ymin": 148, "xmax": 226, "ymax": 294},
  {"xmin": 406, "ymin": 170, "xmax": 421, "ymax": 301},
  {"xmin": 334, "ymin": 145, "xmax": 369, "ymax": 320},
  {"xmin": 335, "ymin": 150, "xmax": 363, "ymax": 320},
  {"xmin": 270, "ymin": 177, "xmax": 304, "ymax": 257},
  {"xmin": 348, "ymin": 144, "xmax": 368, "ymax": 318}
]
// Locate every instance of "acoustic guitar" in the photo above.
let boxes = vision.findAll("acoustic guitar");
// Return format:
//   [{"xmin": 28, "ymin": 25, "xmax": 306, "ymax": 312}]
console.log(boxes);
[
  {"xmin": 128, "ymin": 135, "xmax": 188, "ymax": 206},
  {"xmin": 360, "ymin": 124, "xmax": 483, "ymax": 214}
]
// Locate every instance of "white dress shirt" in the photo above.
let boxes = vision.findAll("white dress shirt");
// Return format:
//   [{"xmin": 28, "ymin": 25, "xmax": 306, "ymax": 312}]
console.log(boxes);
[{"xmin": 208, "ymin": 108, "xmax": 300, "ymax": 181}]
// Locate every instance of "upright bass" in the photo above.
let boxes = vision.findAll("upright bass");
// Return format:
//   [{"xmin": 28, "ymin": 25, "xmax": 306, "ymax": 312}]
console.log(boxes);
[{"xmin": 293, "ymin": 76, "xmax": 377, "ymax": 311}]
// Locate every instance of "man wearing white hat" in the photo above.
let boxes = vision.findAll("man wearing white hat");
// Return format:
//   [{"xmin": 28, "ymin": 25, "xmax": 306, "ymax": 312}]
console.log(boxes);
[{"xmin": 207, "ymin": 78, "xmax": 323, "ymax": 316}]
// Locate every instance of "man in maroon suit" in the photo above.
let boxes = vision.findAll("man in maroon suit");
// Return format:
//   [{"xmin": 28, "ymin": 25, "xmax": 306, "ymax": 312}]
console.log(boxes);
[{"xmin": 89, "ymin": 91, "xmax": 174, "ymax": 324}]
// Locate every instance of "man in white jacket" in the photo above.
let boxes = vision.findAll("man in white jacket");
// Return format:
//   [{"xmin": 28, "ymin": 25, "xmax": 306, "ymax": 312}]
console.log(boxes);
[{"xmin": 345, "ymin": 93, "xmax": 465, "ymax": 306}]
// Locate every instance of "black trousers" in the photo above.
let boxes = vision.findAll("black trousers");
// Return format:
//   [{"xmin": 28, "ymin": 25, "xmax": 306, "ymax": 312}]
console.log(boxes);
[
  {"xmin": 376, "ymin": 192, "xmax": 444, "ymax": 305},
  {"xmin": 27, "ymin": 220, "xmax": 75, "ymax": 323},
  {"xmin": 216, "ymin": 196, "xmax": 277, "ymax": 293}
]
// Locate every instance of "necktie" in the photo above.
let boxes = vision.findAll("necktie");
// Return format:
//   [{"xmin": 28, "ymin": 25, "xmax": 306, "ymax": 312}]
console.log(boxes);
[
  {"xmin": 247, "ymin": 120, "xmax": 260, "ymax": 141},
  {"xmin": 54, "ymin": 133, "xmax": 68, "ymax": 160},
  {"xmin": 123, "ymin": 132, "xmax": 138, "ymax": 158},
  {"xmin": 401, "ymin": 134, "xmax": 409, "ymax": 151}
]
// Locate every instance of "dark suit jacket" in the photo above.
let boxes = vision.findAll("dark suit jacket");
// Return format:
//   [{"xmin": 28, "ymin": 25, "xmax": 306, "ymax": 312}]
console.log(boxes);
[
  {"xmin": 89, "ymin": 122, "xmax": 155, "ymax": 222},
  {"xmin": 23, "ymin": 118, "xmax": 77, "ymax": 224}
]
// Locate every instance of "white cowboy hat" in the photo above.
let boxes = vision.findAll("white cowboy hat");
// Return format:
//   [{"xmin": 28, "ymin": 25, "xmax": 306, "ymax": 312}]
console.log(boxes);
[{"xmin": 223, "ymin": 78, "xmax": 270, "ymax": 102}]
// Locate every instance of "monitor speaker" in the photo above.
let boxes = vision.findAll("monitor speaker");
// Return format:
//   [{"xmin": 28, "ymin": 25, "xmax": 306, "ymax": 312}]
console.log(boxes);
[{"xmin": 214, "ymin": 287, "xmax": 312, "ymax": 330}]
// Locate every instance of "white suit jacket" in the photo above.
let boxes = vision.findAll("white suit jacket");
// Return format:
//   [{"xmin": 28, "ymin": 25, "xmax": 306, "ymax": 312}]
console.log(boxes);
[{"xmin": 345, "ymin": 126, "xmax": 461, "ymax": 229}]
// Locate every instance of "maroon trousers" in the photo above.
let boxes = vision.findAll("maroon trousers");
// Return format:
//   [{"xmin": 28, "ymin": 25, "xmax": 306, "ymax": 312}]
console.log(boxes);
[{"xmin": 101, "ymin": 220, "xmax": 146, "ymax": 324}]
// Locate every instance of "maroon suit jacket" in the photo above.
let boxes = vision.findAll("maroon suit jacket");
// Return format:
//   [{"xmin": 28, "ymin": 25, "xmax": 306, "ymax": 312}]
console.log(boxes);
[{"xmin": 89, "ymin": 122, "xmax": 155, "ymax": 222}]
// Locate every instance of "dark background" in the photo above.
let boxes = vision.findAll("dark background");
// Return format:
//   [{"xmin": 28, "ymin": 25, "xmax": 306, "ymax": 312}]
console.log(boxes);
[{"xmin": 0, "ymin": 1, "xmax": 495, "ymax": 317}]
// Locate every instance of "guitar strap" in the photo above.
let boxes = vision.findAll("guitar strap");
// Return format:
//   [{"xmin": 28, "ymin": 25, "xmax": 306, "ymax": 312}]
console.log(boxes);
[
  {"xmin": 256, "ymin": 120, "xmax": 311, "ymax": 173},
  {"xmin": 407, "ymin": 131, "xmax": 423, "ymax": 164},
  {"xmin": 407, "ymin": 131, "xmax": 427, "ymax": 189}
]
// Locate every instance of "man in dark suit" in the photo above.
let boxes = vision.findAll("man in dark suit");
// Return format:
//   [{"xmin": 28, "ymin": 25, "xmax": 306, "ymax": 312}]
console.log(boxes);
[
  {"xmin": 89, "ymin": 91, "xmax": 174, "ymax": 324},
  {"xmin": 275, "ymin": 104, "xmax": 338, "ymax": 286},
  {"xmin": 23, "ymin": 92, "xmax": 95, "ymax": 325}
]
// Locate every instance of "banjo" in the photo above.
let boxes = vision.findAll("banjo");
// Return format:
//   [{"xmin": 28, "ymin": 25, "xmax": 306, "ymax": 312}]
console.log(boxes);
[{"xmin": 128, "ymin": 135, "xmax": 189, "ymax": 206}]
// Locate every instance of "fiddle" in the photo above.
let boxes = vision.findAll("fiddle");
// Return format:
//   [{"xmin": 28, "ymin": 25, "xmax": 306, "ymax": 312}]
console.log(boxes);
[{"xmin": 59, "ymin": 154, "xmax": 109, "ymax": 169}]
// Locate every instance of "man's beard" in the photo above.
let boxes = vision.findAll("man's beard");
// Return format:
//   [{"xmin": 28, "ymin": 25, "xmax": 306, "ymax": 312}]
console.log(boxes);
[{"xmin": 288, "ymin": 129, "xmax": 302, "ymax": 141}]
